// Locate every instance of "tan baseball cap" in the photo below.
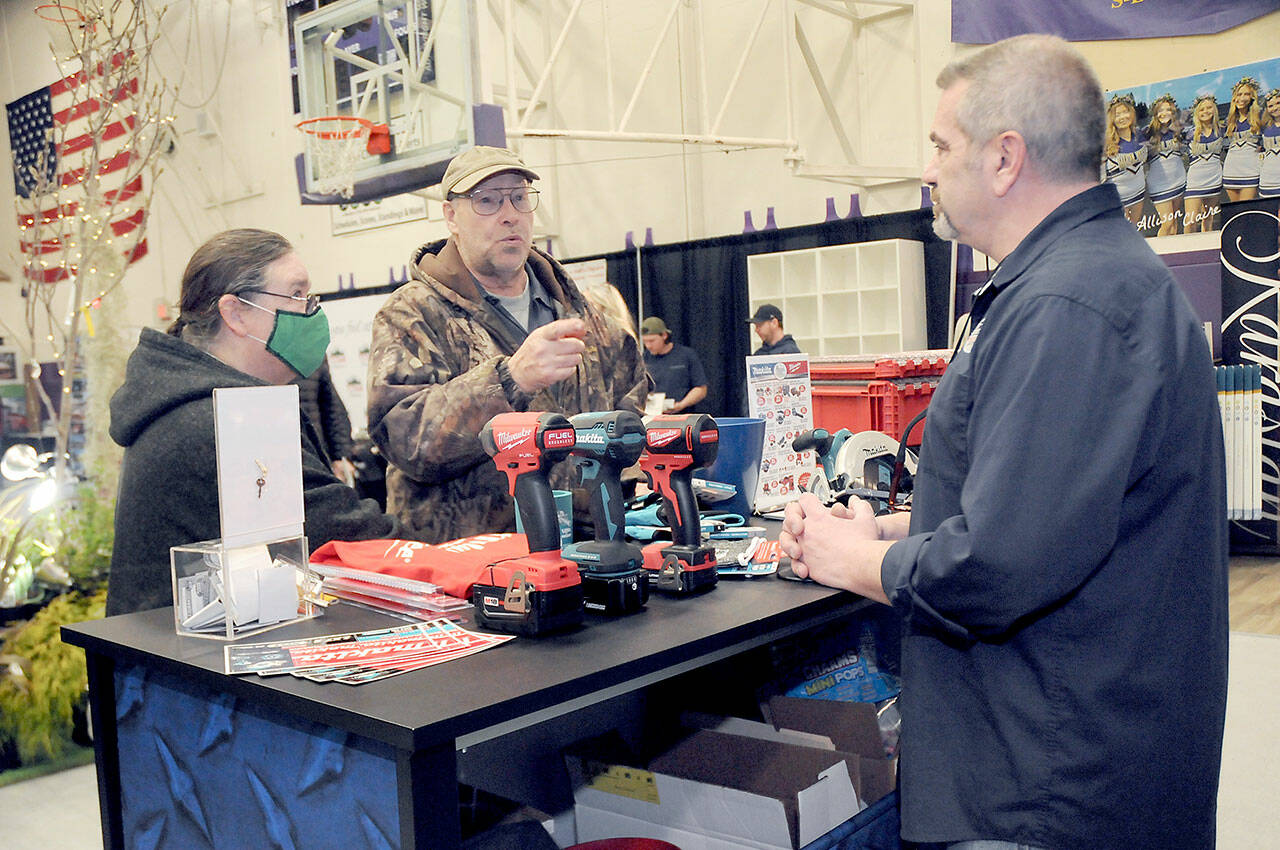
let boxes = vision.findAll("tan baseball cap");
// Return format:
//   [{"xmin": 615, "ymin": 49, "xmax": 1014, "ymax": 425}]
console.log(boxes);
[
  {"xmin": 640, "ymin": 316, "xmax": 669, "ymax": 336},
  {"xmin": 441, "ymin": 146, "xmax": 540, "ymax": 195}
]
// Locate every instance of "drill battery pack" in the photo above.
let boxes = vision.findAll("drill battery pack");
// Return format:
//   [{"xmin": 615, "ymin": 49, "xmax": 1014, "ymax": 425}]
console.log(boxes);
[
  {"xmin": 563, "ymin": 539, "xmax": 649, "ymax": 615},
  {"xmin": 580, "ymin": 569, "xmax": 649, "ymax": 615},
  {"xmin": 471, "ymin": 558, "xmax": 585, "ymax": 636},
  {"xmin": 642, "ymin": 542, "xmax": 719, "ymax": 595}
]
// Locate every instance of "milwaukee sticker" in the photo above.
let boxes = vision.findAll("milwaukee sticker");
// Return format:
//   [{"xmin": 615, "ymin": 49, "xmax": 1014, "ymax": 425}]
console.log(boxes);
[
  {"xmin": 647, "ymin": 428, "xmax": 683, "ymax": 447},
  {"xmin": 495, "ymin": 427, "xmax": 535, "ymax": 452}
]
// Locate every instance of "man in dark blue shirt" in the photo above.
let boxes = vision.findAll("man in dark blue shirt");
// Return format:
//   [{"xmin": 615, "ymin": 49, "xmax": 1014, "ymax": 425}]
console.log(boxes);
[
  {"xmin": 640, "ymin": 316, "xmax": 709, "ymax": 413},
  {"xmin": 781, "ymin": 35, "xmax": 1227, "ymax": 850},
  {"xmin": 747, "ymin": 304, "xmax": 801, "ymax": 356}
]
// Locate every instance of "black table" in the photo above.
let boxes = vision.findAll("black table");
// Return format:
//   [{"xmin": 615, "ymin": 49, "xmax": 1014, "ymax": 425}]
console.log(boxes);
[{"xmin": 63, "ymin": 576, "xmax": 872, "ymax": 849}]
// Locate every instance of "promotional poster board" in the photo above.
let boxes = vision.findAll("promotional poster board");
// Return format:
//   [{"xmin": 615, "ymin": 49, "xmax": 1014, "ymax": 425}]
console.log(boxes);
[{"xmin": 745, "ymin": 354, "xmax": 814, "ymax": 511}]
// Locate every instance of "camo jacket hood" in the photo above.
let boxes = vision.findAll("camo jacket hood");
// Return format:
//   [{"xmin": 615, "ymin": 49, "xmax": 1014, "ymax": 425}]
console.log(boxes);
[{"xmin": 366, "ymin": 237, "xmax": 649, "ymax": 543}]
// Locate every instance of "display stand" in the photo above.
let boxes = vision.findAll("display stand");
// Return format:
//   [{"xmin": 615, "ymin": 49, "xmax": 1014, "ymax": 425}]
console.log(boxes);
[
  {"xmin": 171, "ymin": 534, "xmax": 314, "ymax": 640},
  {"xmin": 1219, "ymin": 197, "xmax": 1280, "ymax": 554},
  {"xmin": 166, "ymin": 385, "xmax": 314, "ymax": 637},
  {"xmin": 64, "ymin": 565, "xmax": 874, "ymax": 850}
]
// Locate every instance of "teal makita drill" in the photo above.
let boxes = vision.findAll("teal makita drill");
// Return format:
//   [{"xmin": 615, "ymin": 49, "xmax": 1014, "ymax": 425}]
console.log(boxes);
[{"xmin": 562, "ymin": 410, "xmax": 649, "ymax": 614}]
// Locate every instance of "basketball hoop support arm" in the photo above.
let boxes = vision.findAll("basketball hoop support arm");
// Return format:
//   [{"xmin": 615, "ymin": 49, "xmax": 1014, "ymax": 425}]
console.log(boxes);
[{"xmin": 321, "ymin": 30, "xmax": 464, "ymax": 109}]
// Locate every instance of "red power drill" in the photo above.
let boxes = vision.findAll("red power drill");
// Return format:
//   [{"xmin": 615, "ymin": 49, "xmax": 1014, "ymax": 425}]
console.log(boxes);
[
  {"xmin": 475, "ymin": 412, "xmax": 584, "ymax": 635},
  {"xmin": 638, "ymin": 413, "xmax": 720, "ymax": 594}
]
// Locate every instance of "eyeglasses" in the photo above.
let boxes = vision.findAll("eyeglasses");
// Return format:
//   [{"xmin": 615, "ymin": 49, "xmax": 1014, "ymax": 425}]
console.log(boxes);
[
  {"xmin": 452, "ymin": 187, "xmax": 540, "ymax": 215},
  {"xmin": 246, "ymin": 290, "xmax": 321, "ymax": 314}
]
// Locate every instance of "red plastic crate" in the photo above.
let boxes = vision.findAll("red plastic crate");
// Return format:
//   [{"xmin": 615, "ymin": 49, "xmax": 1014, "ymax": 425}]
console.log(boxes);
[
  {"xmin": 811, "ymin": 379, "xmax": 937, "ymax": 445},
  {"xmin": 810, "ymin": 350, "xmax": 949, "ymax": 382}
]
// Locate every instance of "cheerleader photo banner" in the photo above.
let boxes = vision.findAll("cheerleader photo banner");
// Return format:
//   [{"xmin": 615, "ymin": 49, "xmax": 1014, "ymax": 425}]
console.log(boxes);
[{"xmin": 1101, "ymin": 57, "xmax": 1280, "ymax": 240}]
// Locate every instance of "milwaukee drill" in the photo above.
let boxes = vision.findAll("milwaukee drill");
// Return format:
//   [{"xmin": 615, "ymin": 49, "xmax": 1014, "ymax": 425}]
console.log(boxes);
[
  {"xmin": 475, "ymin": 412, "xmax": 584, "ymax": 635},
  {"xmin": 562, "ymin": 410, "xmax": 649, "ymax": 614},
  {"xmin": 638, "ymin": 413, "xmax": 720, "ymax": 594}
]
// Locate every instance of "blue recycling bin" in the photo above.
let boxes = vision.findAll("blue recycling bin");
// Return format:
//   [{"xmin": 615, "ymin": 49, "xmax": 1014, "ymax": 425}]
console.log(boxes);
[{"xmin": 701, "ymin": 417, "xmax": 765, "ymax": 519}]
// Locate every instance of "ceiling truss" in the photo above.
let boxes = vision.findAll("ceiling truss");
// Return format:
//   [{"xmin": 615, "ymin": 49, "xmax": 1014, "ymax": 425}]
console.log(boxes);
[{"xmin": 487, "ymin": 0, "xmax": 923, "ymax": 189}]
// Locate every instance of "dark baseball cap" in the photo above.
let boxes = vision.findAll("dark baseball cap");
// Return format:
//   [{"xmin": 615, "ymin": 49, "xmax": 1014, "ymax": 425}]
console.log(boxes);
[
  {"xmin": 747, "ymin": 304, "xmax": 783, "ymax": 323},
  {"xmin": 441, "ymin": 146, "xmax": 540, "ymax": 195}
]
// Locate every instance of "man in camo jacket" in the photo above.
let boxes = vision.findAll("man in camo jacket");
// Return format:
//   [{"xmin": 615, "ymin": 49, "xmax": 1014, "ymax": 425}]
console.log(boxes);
[{"xmin": 367, "ymin": 146, "xmax": 649, "ymax": 542}]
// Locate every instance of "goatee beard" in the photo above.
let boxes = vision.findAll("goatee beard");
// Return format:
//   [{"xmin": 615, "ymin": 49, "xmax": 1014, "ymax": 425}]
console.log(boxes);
[{"xmin": 932, "ymin": 208, "xmax": 960, "ymax": 241}]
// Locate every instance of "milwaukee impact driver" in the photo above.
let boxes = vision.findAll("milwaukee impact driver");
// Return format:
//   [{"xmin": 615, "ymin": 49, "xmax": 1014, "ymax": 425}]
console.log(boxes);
[
  {"xmin": 475, "ymin": 412, "xmax": 584, "ymax": 635},
  {"xmin": 638, "ymin": 413, "xmax": 720, "ymax": 594}
]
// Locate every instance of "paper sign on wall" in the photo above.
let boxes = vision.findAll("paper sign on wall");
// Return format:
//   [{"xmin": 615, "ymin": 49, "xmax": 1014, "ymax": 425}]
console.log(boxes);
[
  {"xmin": 322, "ymin": 292, "xmax": 394, "ymax": 436},
  {"xmin": 560, "ymin": 258, "xmax": 609, "ymax": 290}
]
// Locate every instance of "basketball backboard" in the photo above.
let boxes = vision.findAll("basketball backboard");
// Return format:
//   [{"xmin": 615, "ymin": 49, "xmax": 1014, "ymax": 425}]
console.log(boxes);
[{"xmin": 291, "ymin": 0, "xmax": 505, "ymax": 204}]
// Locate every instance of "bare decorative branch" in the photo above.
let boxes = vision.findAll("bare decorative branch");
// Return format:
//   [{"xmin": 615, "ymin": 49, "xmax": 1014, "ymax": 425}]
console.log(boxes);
[{"xmin": 13, "ymin": 0, "xmax": 180, "ymax": 494}]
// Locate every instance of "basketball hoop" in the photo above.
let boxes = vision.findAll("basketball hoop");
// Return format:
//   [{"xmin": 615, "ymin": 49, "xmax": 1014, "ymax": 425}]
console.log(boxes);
[
  {"xmin": 296, "ymin": 116, "xmax": 391, "ymax": 199},
  {"xmin": 34, "ymin": 3, "xmax": 95, "ymax": 56}
]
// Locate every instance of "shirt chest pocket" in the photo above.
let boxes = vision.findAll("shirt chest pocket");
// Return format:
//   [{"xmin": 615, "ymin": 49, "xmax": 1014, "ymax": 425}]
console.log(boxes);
[{"xmin": 920, "ymin": 350, "xmax": 974, "ymax": 489}]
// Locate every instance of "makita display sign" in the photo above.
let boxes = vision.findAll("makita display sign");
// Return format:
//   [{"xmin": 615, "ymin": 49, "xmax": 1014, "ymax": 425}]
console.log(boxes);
[{"xmin": 749, "ymin": 362, "xmax": 781, "ymax": 380}]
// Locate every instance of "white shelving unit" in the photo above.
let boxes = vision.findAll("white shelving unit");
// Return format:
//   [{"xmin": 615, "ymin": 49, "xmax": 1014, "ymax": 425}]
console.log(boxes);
[{"xmin": 747, "ymin": 239, "xmax": 926, "ymax": 356}]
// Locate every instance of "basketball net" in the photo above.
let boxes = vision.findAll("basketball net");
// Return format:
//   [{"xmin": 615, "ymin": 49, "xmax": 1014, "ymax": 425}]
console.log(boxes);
[
  {"xmin": 297, "ymin": 117, "xmax": 374, "ymax": 199},
  {"xmin": 34, "ymin": 3, "xmax": 98, "ymax": 58}
]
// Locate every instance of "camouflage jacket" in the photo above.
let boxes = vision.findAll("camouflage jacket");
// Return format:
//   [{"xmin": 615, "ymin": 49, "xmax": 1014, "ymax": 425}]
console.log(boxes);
[{"xmin": 367, "ymin": 238, "xmax": 649, "ymax": 542}]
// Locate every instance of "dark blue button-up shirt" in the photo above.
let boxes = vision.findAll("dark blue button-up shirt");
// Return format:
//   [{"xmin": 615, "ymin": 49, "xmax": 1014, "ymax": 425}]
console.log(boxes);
[{"xmin": 881, "ymin": 183, "xmax": 1228, "ymax": 848}]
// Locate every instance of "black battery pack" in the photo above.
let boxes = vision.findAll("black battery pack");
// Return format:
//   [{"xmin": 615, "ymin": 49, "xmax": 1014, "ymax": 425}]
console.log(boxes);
[
  {"xmin": 646, "ymin": 543, "xmax": 719, "ymax": 595},
  {"xmin": 581, "ymin": 569, "xmax": 649, "ymax": 615},
  {"xmin": 471, "ymin": 582, "xmax": 584, "ymax": 636}
]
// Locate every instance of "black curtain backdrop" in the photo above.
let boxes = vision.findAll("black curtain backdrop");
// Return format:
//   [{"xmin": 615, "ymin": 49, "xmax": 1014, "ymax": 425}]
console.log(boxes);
[{"xmin": 566, "ymin": 208, "xmax": 951, "ymax": 418}]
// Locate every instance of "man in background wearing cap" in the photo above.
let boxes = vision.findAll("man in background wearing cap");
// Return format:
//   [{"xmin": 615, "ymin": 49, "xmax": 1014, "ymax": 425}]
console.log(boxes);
[
  {"xmin": 640, "ymin": 316, "xmax": 708, "ymax": 413},
  {"xmin": 367, "ymin": 146, "xmax": 648, "ymax": 542},
  {"xmin": 747, "ymin": 304, "xmax": 801, "ymax": 356}
]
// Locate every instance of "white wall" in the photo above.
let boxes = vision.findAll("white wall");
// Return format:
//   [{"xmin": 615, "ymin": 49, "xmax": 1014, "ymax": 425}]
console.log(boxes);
[{"xmin": 1, "ymin": 0, "xmax": 1277, "ymax": 364}]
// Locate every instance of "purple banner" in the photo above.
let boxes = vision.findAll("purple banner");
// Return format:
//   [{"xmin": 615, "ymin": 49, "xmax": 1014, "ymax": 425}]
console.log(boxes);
[{"xmin": 953, "ymin": 0, "xmax": 1277, "ymax": 44}]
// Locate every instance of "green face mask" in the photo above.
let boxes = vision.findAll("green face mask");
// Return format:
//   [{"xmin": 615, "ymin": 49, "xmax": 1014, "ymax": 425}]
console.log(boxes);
[{"xmin": 240, "ymin": 298, "xmax": 331, "ymax": 378}]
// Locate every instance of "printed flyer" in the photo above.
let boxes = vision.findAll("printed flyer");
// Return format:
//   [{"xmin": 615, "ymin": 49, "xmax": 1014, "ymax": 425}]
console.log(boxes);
[
  {"xmin": 745, "ymin": 354, "xmax": 815, "ymax": 512},
  {"xmin": 224, "ymin": 620, "xmax": 513, "ymax": 684}
]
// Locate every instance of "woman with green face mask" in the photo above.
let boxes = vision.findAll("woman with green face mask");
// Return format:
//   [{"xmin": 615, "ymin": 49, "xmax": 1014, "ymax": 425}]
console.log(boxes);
[{"xmin": 105, "ymin": 228, "xmax": 403, "ymax": 616}]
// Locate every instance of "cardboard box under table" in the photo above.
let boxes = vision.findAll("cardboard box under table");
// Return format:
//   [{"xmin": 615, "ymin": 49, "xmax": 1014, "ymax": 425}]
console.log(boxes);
[{"xmin": 567, "ymin": 700, "xmax": 896, "ymax": 850}]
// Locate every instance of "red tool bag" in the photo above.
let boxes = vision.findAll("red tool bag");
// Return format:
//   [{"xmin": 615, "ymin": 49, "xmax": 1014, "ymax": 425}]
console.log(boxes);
[{"xmin": 310, "ymin": 533, "xmax": 534, "ymax": 599}]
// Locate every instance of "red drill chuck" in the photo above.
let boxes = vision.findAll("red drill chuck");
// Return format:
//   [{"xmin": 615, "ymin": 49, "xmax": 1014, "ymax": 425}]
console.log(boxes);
[{"xmin": 480, "ymin": 412, "xmax": 576, "ymax": 554}]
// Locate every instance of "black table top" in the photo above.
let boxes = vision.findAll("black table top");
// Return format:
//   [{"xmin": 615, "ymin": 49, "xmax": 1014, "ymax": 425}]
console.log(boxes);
[{"xmin": 64, "ymin": 573, "xmax": 868, "ymax": 754}]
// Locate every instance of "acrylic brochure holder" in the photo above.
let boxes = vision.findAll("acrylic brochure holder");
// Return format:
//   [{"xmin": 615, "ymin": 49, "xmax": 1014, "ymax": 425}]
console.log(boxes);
[{"xmin": 171, "ymin": 385, "xmax": 317, "ymax": 640}]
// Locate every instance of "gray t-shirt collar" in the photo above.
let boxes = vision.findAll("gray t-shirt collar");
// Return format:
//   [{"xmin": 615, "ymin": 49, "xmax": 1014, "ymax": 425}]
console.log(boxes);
[{"xmin": 480, "ymin": 262, "xmax": 558, "ymax": 334}]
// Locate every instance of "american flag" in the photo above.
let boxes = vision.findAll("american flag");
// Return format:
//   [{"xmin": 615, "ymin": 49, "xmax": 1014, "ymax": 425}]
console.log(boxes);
[{"xmin": 7, "ymin": 50, "xmax": 148, "ymax": 284}]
